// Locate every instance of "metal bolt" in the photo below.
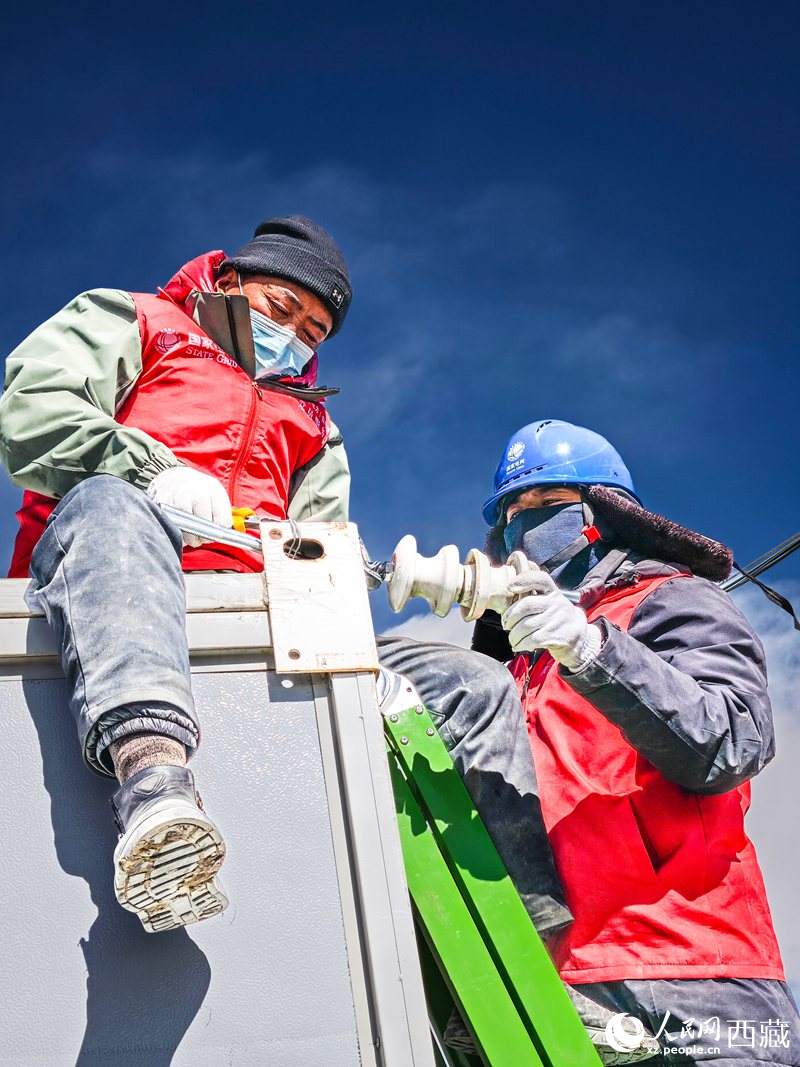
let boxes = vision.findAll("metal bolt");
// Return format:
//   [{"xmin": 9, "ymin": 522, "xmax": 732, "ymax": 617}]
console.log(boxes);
[
  {"xmin": 415, "ymin": 706, "xmax": 424, "ymax": 715},
  {"xmin": 389, "ymin": 713, "xmax": 399, "ymax": 722},
  {"xmin": 400, "ymin": 736, "xmax": 409, "ymax": 745},
  {"xmin": 426, "ymin": 727, "xmax": 435, "ymax": 736}
]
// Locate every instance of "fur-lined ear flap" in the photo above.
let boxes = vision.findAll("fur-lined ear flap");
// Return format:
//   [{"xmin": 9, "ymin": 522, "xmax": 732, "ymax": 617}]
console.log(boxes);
[{"xmin": 584, "ymin": 485, "xmax": 733, "ymax": 581}]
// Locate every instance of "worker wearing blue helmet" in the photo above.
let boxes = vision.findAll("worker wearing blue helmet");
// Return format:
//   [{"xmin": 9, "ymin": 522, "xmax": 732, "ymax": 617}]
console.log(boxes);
[
  {"xmin": 380, "ymin": 419, "xmax": 672, "ymax": 1062},
  {"xmin": 382, "ymin": 415, "xmax": 798, "ymax": 1062},
  {"xmin": 465, "ymin": 417, "xmax": 799, "ymax": 1067},
  {"xmin": 481, "ymin": 418, "xmax": 641, "ymax": 526}
]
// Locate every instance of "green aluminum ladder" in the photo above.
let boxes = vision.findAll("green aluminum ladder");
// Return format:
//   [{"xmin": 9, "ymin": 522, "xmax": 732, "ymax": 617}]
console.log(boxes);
[{"xmin": 384, "ymin": 701, "xmax": 602, "ymax": 1067}]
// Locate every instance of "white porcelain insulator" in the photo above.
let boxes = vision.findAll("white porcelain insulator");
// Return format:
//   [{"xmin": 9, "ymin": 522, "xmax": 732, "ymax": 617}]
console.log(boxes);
[
  {"xmin": 459, "ymin": 548, "xmax": 534, "ymax": 619},
  {"xmin": 388, "ymin": 538, "xmax": 538, "ymax": 621},
  {"xmin": 387, "ymin": 535, "xmax": 465, "ymax": 618}
]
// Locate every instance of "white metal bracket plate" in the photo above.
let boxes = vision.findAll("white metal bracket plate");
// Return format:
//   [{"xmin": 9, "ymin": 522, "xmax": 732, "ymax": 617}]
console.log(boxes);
[{"xmin": 261, "ymin": 520, "xmax": 380, "ymax": 674}]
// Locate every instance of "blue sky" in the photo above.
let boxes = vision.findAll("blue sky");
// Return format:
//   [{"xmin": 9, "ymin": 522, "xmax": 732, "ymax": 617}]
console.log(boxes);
[
  {"xmin": 2, "ymin": 0, "xmax": 800, "ymax": 983},
  {"xmin": 1, "ymin": 3, "xmax": 798, "ymax": 625}
]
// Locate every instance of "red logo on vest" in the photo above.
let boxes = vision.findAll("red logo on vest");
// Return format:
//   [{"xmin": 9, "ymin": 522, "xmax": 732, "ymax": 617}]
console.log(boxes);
[{"xmin": 154, "ymin": 329, "xmax": 182, "ymax": 354}]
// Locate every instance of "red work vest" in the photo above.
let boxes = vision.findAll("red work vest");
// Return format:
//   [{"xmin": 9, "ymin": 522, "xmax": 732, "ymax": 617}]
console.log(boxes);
[
  {"xmin": 8, "ymin": 252, "xmax": 331, "ymax": 577},
  {"xmin": 509, "ymin": 573, "xmax": 784, "ymax": 985}
]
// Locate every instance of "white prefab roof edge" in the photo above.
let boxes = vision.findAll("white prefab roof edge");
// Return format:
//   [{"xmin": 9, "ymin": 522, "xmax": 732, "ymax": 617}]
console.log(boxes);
[{"xmin": 0, "ymin": 574, "xmax": 273, "ymax": 672}]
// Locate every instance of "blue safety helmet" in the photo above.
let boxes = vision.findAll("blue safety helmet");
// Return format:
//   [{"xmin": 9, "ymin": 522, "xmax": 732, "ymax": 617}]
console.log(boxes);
[{"xmin": 482, "ymin": 419, "xmax": 641, "ymax": 526}]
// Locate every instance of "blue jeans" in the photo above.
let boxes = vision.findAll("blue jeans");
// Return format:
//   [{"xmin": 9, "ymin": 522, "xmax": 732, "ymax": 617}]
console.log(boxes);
[{"xmin": 28, "ymin": 476, "xmax": 199, "ymax": 777}]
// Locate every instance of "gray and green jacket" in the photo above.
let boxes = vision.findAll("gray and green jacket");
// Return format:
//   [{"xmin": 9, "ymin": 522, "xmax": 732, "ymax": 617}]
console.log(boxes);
[{"xmin": 0, "ymin": 286, "xmax": 350, "ymax": 572}]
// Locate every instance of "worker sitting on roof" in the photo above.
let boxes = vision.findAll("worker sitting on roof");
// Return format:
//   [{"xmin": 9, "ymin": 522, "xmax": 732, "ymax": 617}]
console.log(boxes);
[
  {"xmin": 0, "ymin": 215, "xmax": 355, "ymax": 933},
  {"xmin": 461, "ymin": 418, "xmax": 799, "ymax": 1066}
]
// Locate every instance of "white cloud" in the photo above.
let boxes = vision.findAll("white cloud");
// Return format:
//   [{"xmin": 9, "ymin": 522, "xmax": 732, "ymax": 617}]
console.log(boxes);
[{"xmin": 382, "ymin": 606, "xmax": 473, "ymax": 647}]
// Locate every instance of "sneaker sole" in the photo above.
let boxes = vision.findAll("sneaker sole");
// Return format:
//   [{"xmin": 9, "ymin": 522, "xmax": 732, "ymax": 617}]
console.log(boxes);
[
  {"xmin": 443, "ymin": 1009, "xmax": 478, "ymax": 1055},
  {"xmin": 594, "ymin": 1049, "xmax": 661, "ymax": 1066},
  {"xmin": 444, "ymin": 1013, "xmax": 660, "ymax": 1064},
  {"xmin": 114, "ymin": 811, "xmax": 228, "ymax": 933},
  {"xmin": 586, "ymin": 1027, "xmax": 661, "ymax": 1065}
]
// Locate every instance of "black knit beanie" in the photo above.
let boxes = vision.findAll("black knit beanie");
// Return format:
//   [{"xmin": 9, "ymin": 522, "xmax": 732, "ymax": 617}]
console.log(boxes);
[{"xmin": 221, "ymin": 215, "xmax": 352, "ymax": 337}]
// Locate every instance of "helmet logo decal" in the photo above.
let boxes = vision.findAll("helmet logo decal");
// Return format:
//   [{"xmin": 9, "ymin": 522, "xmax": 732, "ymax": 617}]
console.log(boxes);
[{"xmin": 507, "ymin": 441, "xmax": 525, "ymax": 462}]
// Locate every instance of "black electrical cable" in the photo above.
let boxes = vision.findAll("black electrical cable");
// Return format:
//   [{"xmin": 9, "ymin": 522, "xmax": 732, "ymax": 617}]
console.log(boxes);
[
  {"xmin": 722, "ymin": 530, "xmax": 800, "ymax": 592},
  {"xmin": 720, "ymin": 529, "xmax": 800, "ymax": 631}
]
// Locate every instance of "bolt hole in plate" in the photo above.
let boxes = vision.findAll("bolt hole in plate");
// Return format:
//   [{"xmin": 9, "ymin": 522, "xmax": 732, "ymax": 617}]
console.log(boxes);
[
  {"xmin": 282, "ymin": 538, "xmax": 326, "ymax": 561},
  {"xmin": 287, "ymin": 649, "xmax": 301, "ymax": 660}
]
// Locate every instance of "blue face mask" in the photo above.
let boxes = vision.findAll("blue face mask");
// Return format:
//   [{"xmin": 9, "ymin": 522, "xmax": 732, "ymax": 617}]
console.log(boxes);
[
  {"xmin": 503, "ymin": 502, "xmax": 609, "ymax": 588},
  {"xmin": 249, "ymin": 308, "xmax": 314, "ymax": 380}
]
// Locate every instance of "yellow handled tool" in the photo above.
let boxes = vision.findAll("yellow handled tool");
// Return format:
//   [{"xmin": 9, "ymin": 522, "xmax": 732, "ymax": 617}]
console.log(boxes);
[{"xmin": 231, "ymin": 507, "xmax": 257, "ymax": 533}]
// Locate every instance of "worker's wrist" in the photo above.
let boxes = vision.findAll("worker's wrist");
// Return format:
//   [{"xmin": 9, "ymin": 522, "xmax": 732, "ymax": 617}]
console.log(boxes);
[
  {"xmin": 133, "ymin": 455, "xmax": 183, "ymax": 492},
  {"xmin": 556, "ymin": 621, "xmax": 604, "ymax": 674}
]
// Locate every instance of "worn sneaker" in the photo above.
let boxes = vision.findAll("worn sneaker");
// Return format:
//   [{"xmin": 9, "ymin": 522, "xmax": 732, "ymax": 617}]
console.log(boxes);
[
  {"xmin": 589, "ymin": 1015, "xmax": 662, "ymax": 1065},
  {"xmin": 443, "ymin": 989, "xmax": 660, "ymax": 1064},
  {"xmin": 564, "ymin": 985, "xmax": 661, "ymax": 1064},
  {"xmin": 442, "ymin": 1006, "xmax": 478, "ymax": 1054},
  {"xmin": 111, "ymin": 765, "xmax": 228, "ymax": 933}
]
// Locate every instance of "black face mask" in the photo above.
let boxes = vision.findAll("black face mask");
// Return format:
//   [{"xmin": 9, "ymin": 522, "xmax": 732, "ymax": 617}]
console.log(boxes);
[{"xmin": 502, "ymin": 502, "xmax": 610, "ymax": 589}]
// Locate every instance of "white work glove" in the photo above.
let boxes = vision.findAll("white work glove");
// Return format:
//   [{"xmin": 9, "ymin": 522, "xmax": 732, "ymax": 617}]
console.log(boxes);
[
  {"xmin": 501, "ymin": 566, "xmax": 603, "ymax": 673},
  {"xmin": 147, "ymin": 466, "xmax": 233, "ymax": 548}
]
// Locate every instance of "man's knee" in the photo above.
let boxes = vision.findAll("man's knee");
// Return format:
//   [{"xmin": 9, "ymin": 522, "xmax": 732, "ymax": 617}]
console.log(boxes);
[
  {"xmin": 54, "ymin": 474, "xmax": 145, "ymax": 522},
  {"xmin": 451, "ymin": 649, "xmax": 519, "ymax": 709},
  {"xmin": 424, "ymin": 648, "xmax": 521, "ymax": 737},
  {"xmin": 377, "ymin": 637, "xmax": 521, "ymax": 737},
  {"xmin": 48, "ymin": 475, "xmax": 182, "ymax": 554}
]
